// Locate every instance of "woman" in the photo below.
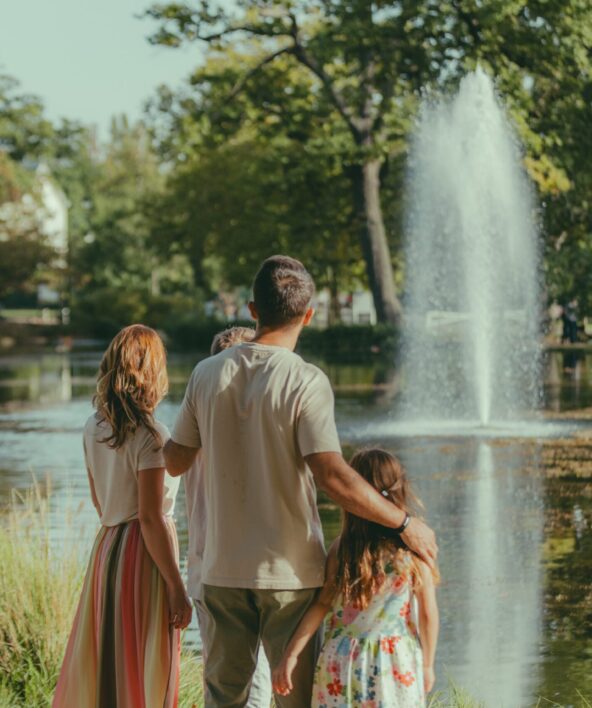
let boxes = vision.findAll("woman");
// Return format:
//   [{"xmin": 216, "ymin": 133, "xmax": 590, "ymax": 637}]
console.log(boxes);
[{"xmin": 53, "ymin": 325, "xmax": 191, "ymax": 708}]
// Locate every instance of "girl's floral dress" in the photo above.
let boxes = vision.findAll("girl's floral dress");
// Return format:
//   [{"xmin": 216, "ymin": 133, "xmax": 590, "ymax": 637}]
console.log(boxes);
[{"xmin": 313, "ymin": 554, "xmax": 425, "ymax": 708}]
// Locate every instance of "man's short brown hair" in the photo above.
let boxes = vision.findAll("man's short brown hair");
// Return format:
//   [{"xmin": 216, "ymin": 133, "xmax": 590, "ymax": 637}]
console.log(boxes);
[
  {"xmin": 210, "ymin": 326, "xmax": 256, "ymax": 356},
  {"xmin": 252, "ymin": 255, "xmax": 315, "ymax": 327}
]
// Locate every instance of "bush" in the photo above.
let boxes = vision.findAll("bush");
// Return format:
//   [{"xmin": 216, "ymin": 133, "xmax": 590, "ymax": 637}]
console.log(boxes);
[
  {"xmin": 165, "ymin": 316, "xmax": 255, "ymax": 352},
  {"xmin": 66, "ymin": 285, "xmax": 400, "ymax": 361},
  {"xmin": 166, "ymin": 320, "xmax": 398, "ymax": 361},
  {"xmin": 70, "ymin": 288, "xmax": 206, "ymax": 340},
  {"xmin": 298, "ymin": 323, "xmax": 398, "ymax": 362}
]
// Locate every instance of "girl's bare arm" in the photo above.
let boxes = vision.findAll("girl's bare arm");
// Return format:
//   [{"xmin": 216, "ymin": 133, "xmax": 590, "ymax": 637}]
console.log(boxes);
[
  {"xmin": 415, "ymin": 561, "xmax": 439, "ymax": 692},
  {"xmin": 272, "ymin": 541, "xmax": 339, "ymax": 696}
]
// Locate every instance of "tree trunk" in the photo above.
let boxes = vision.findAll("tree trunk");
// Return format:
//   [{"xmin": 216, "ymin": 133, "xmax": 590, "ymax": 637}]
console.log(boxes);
[
  {"xmin": 328, "ymin": 268, "xmax": 341, "ymax": 325},
  {"xmin": 351, "ymin": 159, "xmax": 402, "ymax": 325}
]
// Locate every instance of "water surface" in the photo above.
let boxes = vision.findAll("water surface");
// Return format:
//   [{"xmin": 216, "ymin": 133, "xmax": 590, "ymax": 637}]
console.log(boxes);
[{"xmin": 0, "ymin": 349, "xmax": 591, "ymax": 706}]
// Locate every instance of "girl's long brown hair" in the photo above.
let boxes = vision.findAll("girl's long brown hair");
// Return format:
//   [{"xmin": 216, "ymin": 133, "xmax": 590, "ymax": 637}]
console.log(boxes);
[
  {"xmin": 93, "ymin": 324, "xmax": 168, "ymax": 449},
  {"xmin": 335, "ymin": 448, "xmax": 434, "ymax": 609}
]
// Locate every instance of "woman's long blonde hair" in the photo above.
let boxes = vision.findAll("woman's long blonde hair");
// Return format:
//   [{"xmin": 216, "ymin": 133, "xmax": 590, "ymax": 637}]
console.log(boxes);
[
  {"xmin": 335, "ymin": 448, "xmax": 435, "ymax": 609},
  {"xmin": 93, "ymin": 324, "xmax": 168, "ymax": 448}
]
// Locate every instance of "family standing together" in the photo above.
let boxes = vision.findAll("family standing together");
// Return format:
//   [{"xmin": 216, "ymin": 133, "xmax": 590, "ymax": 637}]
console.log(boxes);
[{"xmin": 52, "ymin": 255, "xmax": 439, "ymax": 708}]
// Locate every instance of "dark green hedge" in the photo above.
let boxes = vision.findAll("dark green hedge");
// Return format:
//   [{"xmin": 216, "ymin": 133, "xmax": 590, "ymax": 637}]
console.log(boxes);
[
  {"xmin": 167, "ymin": 320, "xmax": 397, "ymax": 362},
  {"xmin": 298, "ymin": 324, "xmax": 397, "ymax": 362}
]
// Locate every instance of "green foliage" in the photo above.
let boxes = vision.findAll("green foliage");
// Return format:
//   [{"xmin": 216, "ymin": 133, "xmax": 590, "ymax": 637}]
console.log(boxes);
[
  {"xmin": 71, "ymin": 288, "xmax": 205, "ymax": 339},
  {"xmin": 0, "ymin": 151, "xmax": 54, "ymax": 301},
  {"xmin": 0, "ymin": 228, "xmax": 54, "ymax": 301},
  {"xmin": 3, "ymin": 0, "xmax": 592, "ymax": 325},
  {"xmin": 145, "ymin": 0, "xmax": 592, "ymax": 311},
  {"xmin": 299, "ymin": 324, "xmax": 398, "ymax": 363},
  {"xmin": 151, "ymin": 121, "xmax": 364, "ymax": 295},
  {"xmin": 0, "ymin": 74, "xmax": 55, "ymax": 162},
  {"xmin": 162, "ymin": 316, "xmax": 251, "ymax": 351}
]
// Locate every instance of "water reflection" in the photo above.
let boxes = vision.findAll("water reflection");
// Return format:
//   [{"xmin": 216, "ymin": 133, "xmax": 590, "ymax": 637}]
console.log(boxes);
[
  {"xmin": 1, "ymin": 350, "xmax": 592, "ymax": 412},
  {"xmin": 368, "ymin": 438, "xmax": 544, "ymax": 705}
]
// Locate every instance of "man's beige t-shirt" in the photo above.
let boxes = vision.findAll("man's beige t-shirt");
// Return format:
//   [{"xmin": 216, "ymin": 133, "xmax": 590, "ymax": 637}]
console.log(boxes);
[
  {"xmin": 84, "ymin": 415, "xmax": 179, "ymax": 527},
  {"xmin": 172, "ymin": 342, "xmax": 342, "ymax": 590}
]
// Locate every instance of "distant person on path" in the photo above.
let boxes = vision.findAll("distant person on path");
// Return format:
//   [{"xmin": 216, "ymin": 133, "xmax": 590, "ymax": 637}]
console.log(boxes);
[
  {"xmin": 184, "ymin": 325, "xmax": 273, "ymax": 707},
  {"xmin": 272, "ymin": 449, "xmax": 439, "ymax": 706},
  {"xmin": 164, "ymin": 255, "xmax": 438, "ymax": 707},
  {"xmin": 53, "ymin": 325, "xmax": 191, "ymax": 708},
  {"xmin": 562, "ymin": 299, "xmax": 579, "ymax": 344}
]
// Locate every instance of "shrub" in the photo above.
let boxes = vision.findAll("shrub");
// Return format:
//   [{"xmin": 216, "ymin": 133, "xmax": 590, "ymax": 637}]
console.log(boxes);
[
  {"xmin": 70, "ymin": 288, "xmax": 205, "ymax": 340},
  {"xmin": 298, "ymin": 323, "xmax": 398, "ymax": 362}
]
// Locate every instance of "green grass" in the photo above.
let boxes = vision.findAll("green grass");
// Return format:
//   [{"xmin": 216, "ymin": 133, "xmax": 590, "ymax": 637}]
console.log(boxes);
[
  {"xmin": 428, "ymin": 681, "xmax": 486, "ymax": 707},
  {"xmin": 0, "ymin": 483, "xmax": 83, "ymax": 706},
  {"xmin": 0, "ymin": 483, "xmax": 203, "ymax": 707}
]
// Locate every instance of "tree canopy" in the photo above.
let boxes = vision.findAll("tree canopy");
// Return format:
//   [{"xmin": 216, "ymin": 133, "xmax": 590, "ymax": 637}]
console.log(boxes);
[
  {"xmin": 145, "ymin": 0, "xmax": 592, "ymax": 314},
  {"xmin": 1, "ymin": 0, "xmax": 591, "ymax": 330}
]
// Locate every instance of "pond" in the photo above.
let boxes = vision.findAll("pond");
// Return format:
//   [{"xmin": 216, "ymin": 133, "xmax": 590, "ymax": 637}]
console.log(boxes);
[{"xmin": 0, "ymin": 348, "xmax": 591, "ymax": 706}]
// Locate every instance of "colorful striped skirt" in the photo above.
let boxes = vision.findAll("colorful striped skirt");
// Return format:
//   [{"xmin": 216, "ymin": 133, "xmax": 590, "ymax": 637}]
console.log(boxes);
[{"xmin": 53, "ymin": 518, "xmax": 180, "ymax": 708}]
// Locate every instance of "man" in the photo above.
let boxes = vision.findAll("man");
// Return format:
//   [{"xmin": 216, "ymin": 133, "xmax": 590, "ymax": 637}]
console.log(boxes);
[
  {"xmin": 184, "ymin": 326, "xmax": 272, "ymax": 707},
  {"xmin": 165, "ymin": 255, "xmax": 437, "ymax": 707}
]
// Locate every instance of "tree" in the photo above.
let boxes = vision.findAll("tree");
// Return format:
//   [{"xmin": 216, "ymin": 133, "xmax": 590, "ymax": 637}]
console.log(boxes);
[
  {"xmin": 146, "ymin": 0, "xmax": 592, "ymax": 322},
  {"xmin": 147, "ymin": 49, "xmax": 366, "ymax": 307},
  {"xmin": 146, "ymin": 1, "xmax": 420, "ymax": 323},
  {"xmin": 74, "ymin": 116, "xmax": 165, "ymax": 292},
  {"xmin": 0, "ymin": 152, "xmax": 53, "ymax": 300},
  {"xmin": 0, "ymin": 74, "xmax": 55, "ymax": 162}
]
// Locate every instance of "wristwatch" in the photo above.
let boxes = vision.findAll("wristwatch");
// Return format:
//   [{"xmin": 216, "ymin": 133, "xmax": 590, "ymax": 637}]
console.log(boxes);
[{"xmin": 394, "ymin": 513, "xmax": 411, "ymax": 534}]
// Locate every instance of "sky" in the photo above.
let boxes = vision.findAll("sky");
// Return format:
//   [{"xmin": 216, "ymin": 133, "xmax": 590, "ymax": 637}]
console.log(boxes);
[{"xmin": 0, "ymin": 0, "xmax": 221, "ymax": 140}]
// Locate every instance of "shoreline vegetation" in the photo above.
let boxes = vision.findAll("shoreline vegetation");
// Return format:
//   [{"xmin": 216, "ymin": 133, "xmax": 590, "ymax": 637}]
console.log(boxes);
[
  {"xmin": 1, "ymin": 484, "xmax": 590, "ymax": 707},
  {"xmin": 1, "ymin": 318, "xmax": 592, "ymax": 362}
]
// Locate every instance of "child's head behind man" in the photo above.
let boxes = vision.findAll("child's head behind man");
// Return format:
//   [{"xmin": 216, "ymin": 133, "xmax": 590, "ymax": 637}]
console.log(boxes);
[{"xmin": 211, "ymin": 326, "xmax": 256, "ymax": 356}]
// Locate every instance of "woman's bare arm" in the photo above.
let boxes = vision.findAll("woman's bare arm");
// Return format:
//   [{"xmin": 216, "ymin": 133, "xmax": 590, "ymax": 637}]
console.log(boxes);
[
  {"xmin": 163, "ymin": 439, "xmax": 199, "ymax": 476},
  {"xmin": 138, "ymin": 468, "xmax": 192, "ymax": 629},
  {"xmin": 86, "ymin": 468, "xmax": 102, "ymax": 518}
]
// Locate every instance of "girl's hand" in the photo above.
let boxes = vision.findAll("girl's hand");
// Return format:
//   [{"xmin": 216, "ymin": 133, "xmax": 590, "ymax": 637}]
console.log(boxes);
[
  {"xmin": 423, "ymin": 665, "xmax": 435, "ymax": 694},
  {"xmin": 272, "ymin": 655, "xmax": 298, "ymax": 696},
  {"xmin": 166, "ymin": 581, "xmax": 192, "ymax": 629}
]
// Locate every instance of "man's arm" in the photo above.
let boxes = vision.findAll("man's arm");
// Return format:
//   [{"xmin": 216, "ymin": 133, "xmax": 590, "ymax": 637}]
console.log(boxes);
[
  {"xmin": 305, "ymin": 451, "xmax": 438, "ymax": 566},
  {"xmin": 163, "ymin": 439, "xmax": 200, "ymax": 477}
]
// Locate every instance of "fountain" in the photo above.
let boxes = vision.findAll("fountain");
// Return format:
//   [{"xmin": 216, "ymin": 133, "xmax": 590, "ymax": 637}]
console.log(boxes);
[{"xmin": 399, "ymin": 68, "xmax": 542, "ymax": 433}]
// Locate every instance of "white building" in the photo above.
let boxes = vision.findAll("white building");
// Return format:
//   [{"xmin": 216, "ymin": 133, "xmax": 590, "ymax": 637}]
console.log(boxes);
[
  {"xmin": 314, "ymin": 289, "xmax": 377, "ymax": 327},
  {"xmin": 0, "ymin": 161, "xmax": 69, "ymax": 255},
  {"xmin": 35, "ymin": 162, "xmax": 69, "ymax": 257}
]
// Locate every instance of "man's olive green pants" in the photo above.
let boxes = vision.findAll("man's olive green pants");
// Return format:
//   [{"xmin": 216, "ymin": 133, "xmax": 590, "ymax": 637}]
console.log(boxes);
[{"xmin": 200, "ymin": 584, "xmax": 321, "ymax": 708}]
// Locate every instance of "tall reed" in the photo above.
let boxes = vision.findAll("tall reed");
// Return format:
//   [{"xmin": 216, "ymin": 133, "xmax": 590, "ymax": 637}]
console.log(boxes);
[
  {"xmin": 0, "ymin": 482, "xmax": 83, "ymax": 706},
  {"xmin": 0, "ymin": 483, "xmax": 206, "ymax": 707}
]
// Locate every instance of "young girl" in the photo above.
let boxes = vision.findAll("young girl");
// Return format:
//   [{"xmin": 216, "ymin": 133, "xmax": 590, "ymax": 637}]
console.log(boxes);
[
  {"xmin": 272, "ymin": 448, "xmax": 439, "ymax": 707},
  {"xmin": 53, "ymin": 325, "xmax": 191, "ymax": 708}
]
